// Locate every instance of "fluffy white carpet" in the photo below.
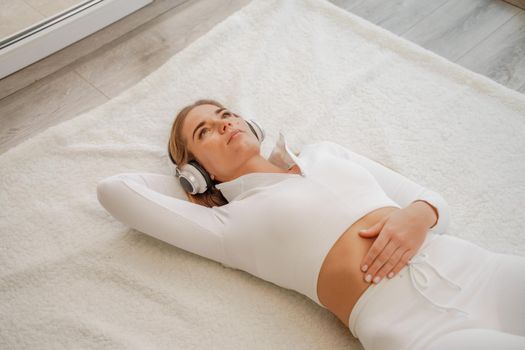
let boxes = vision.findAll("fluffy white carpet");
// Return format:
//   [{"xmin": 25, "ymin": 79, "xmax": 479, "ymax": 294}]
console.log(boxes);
[{"xmin": 1, "ymin": 0, "xmax": 525, "ymax": 348}]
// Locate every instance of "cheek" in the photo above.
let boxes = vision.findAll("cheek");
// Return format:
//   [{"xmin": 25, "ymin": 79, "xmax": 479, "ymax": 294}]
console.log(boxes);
[{"xmin": 201, "ymin": 141, "xmax": 227, "ymax": 166}]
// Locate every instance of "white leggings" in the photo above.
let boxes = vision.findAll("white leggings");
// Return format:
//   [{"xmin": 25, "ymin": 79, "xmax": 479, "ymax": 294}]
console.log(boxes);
[{"xmin": 349, "ymin": 233, "xmax": 525, "ymax": 350}]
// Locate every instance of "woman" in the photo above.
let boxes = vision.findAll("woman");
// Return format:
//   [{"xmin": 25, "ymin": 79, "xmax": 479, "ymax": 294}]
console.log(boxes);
[{"xmin": 97, "ymin": 99, "xmax": 525, "ymax": 350}]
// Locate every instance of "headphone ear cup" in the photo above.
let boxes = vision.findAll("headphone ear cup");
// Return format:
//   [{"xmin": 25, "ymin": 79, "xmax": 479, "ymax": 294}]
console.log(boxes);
[
  {"xmin": 167, "ymin": 144, "xmax": 213, "ymax": 194},
  {"xmin": 177, "ymin": 161, "xmax": 213, "ymax": 194},
  {"xmin": 246, "ymin": 119, "xmax": 265, "ymax": 143},
  {"xmin": 189, "ymin": 160, "xmax": 214, "ymax": 192}
]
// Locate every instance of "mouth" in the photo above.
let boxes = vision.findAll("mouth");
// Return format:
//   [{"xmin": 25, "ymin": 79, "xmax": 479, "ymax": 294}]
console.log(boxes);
[{"xmin": 228, "ymin": 130, "xmax": 242, "ymax": 144}]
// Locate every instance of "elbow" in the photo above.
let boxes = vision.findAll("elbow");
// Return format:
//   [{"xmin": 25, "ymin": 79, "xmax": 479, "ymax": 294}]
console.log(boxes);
[
  {"xmin": 96, "ymin": 177, "xmax": 111, "ymax": 212},
  {"xmin": 96, "ymin": 175, "xmax": 122, "ymax": 213}
]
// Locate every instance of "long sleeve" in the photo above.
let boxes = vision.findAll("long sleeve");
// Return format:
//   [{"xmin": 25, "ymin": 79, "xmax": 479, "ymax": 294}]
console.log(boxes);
[
  {"xmin": 96, "ymin": 172, "xmax": 228, "ymax": 265},
  {"xmin": 318, "ymin": 141, "xmax": 450, "ymax": 235}
]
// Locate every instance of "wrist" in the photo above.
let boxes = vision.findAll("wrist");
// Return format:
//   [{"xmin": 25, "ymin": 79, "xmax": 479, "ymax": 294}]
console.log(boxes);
[{"xmin": 410, "ymin": 200, "xmax": 438, "ymax": 228}]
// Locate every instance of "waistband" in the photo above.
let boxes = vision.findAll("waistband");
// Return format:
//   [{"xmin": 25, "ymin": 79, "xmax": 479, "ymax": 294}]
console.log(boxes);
[
  {"xmin": 406, "ymin": 252, "xmax": 470, "ymax": 316},
  {"xmin": 349, "ymin": 235, "xmax": 470, "ymax": 338}
]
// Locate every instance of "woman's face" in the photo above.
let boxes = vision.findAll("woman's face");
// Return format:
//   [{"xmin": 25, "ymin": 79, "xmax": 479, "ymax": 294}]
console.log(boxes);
[{"xmin": 182, "ymin": 104, "xmax": 260, "ymax": 182}]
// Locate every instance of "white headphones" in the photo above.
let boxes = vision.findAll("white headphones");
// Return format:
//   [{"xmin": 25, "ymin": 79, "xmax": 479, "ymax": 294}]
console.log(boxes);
[{"xmin": 167, "ymin": 118, "xmax": 265, "ymax": 195}]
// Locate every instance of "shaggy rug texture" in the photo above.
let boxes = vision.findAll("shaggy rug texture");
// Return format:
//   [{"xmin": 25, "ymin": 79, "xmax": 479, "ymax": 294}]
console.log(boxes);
[{"xmin": 1, "ymin": 0, "xmax": 524, "ymax": 348}]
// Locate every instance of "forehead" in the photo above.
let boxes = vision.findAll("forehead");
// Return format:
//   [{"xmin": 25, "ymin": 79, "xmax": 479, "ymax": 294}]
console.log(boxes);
[
  {"xmin": 186, "ymin": 104, "xmax": 224, "ymax": 127},
  {"xmin": 188, "ymin": 104, "xmax": 221, "ymax": 118}
]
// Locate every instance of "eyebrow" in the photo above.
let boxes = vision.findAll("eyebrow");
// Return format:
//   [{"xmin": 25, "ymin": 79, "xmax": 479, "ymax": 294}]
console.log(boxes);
[{"xmin": 192, "ymin": 107, "xmax": 227, "ymax": 142}]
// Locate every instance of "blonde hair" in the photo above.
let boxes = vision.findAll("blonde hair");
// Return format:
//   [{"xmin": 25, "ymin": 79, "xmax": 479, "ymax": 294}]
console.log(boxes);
[{"xmin": 168, "ymin": 99, "xmax": 229, "ymax": 208}]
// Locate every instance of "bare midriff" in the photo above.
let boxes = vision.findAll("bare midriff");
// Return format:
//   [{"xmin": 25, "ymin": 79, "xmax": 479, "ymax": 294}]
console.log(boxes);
[{"xmin": 316, "ymin": 206, "xmax": 401, "ymax": 328}]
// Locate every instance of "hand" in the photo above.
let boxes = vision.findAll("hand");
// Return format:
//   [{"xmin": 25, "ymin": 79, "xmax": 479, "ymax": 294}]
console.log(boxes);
[{"xmin": 358, "ymin": 202, "xmax": 436, "ymax": 284}]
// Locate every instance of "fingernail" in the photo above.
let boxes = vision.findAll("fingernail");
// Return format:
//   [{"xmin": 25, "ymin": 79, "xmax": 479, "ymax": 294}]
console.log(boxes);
[
  {"xmin": 365, "ymin": 274, "xmax": 372, "ymax": 283},
  {"xmin": 361, "ymin": 265, "xmax": 368, "ymax": 272},
  {"xmin": 388, "ymin": 272, "xmax": 394, "ymax": 279},
  {"xmin": 373, "ymin": 276, "xmax": 381, "ymax": 284}
]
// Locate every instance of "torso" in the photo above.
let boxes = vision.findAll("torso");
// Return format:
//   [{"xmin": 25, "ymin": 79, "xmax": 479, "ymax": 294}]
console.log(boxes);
[
  {"xmin": 316, "ymin": 206, "xmax": 400, "ymax": 328},
  {"xmin": 286, "ymin": 163, "xmax": 400, "ymax": 328}
]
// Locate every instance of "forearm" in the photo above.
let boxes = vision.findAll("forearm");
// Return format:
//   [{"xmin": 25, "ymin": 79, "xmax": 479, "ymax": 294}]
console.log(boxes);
[{"xmin": 408, "ymin": 200, "xmax": 438, "ymax": 229}]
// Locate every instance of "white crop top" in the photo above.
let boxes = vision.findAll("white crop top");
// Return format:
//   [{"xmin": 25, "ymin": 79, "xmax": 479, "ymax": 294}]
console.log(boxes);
[{"xmin": 96, "ymin": 131, "xmax": 450, "ymax": 309}]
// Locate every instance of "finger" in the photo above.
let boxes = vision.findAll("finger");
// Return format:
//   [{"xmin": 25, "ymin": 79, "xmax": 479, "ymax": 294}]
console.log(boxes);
[
  {"xmin": 375, "ymin": 245, "xmax": 404, "ymax": 282},
  {"xmin": 359, "ymin": 222, "xmax": 380, "ymax": 238},
  {"xmin": 387, "ymin": 249, "xmax": 413, "ymax": 279},
  {"xmin": 359, "ymin": 216, "xmax": 388, "ymax": 239},
  {"xmin": 360, "ymin": 228, "xmax": 390, "ymax": 273},
  {"xmin": 361, "ymin": 220, "xmax": 389, "ymax": 272},
  {"xmin": 364, "ymin": 239, "xmax": 398, "ymax": 284}
]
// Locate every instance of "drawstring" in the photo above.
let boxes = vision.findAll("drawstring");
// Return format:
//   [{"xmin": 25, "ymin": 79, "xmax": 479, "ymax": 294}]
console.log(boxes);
[{"xmin": 407, "ymin": 252, "xmax": 470, "ymax": 317}]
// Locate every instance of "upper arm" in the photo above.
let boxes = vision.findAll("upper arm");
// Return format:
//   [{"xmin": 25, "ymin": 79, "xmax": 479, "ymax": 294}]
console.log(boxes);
[
  {"xmin": 96, "ymin": 172, "xmax": 228, "ymax": 264},
  {"xmin": 317, "ymin": 141, "xmax": 450, "ymax": 235}
]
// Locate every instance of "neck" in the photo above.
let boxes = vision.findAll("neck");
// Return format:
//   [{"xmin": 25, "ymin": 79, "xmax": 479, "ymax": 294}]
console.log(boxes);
[{"xmin": 224, "ymin": 154, "xmax": 289, "ymax": 182}]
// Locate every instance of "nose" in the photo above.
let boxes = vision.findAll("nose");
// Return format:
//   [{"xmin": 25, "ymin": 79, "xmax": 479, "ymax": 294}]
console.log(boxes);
[{"xmin": 219, "ymin": 119, "xmax": 233, "ymax": 133}]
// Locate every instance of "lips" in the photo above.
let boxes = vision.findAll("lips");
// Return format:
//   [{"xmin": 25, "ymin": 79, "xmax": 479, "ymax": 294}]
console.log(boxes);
[{"xmin": 228, "ymin": 130, "xmax": 242, "ymax": 144}]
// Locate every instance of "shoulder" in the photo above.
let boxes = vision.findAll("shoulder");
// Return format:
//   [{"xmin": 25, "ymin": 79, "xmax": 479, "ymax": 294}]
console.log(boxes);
[
  {"xmin": 294, "ymin": 141, "xmax": 347, "ymax": 163},
  {"xmin": 300, "ymin": 140, "xmax": 344, "ymax": 154},
  {"xmin": 300, "ymin": 141, "xmax": 367, "ymax": 163}
]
